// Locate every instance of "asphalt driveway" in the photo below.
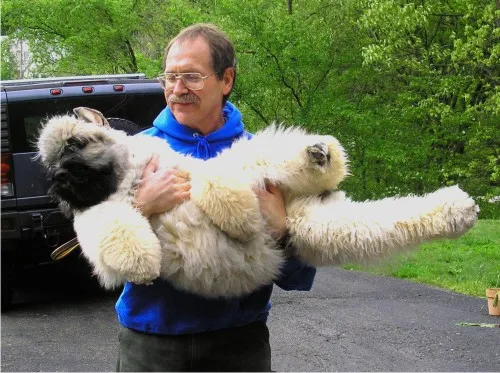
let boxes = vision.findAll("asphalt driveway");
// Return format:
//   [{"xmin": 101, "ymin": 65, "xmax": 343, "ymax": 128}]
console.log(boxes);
[{"xmin": 1, "ymin": 266, "xmax": 498, "ymax": 372}]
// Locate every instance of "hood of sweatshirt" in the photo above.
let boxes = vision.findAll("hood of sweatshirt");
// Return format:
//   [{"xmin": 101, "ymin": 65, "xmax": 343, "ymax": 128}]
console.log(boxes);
[{"xmin": 143, "ymin": 101, "xmax": 247, "ymax": 160}]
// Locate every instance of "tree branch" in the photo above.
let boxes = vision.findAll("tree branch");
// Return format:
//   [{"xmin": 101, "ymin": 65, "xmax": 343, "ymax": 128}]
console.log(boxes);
[
  {"xmin": 428, "ymin": 15, "xmax": 444, "ymax": 49},
  {"xmin": 233, "ymin": 88, "xmax": 269, "ymax": 124},
  {"xmin": 261, "ymin": 43, "xmax": 303, "ymax": 108},
  {"xmin": 429, "ymin": 13, "xmax": 464, "ymax": 17},
  {"xmin": 25, "ymin": 21, "xmax": 66, "ymax": 39},
  {"xmin": 125, "ymin": 39, "xmax": 138, "ymax": 72},
  {"xmin": 305, "ymin": 58, "xmax": 335, "ymax": 110}
]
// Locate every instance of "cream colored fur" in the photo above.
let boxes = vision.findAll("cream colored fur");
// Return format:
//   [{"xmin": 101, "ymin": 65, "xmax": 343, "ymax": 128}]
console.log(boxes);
[
  {"xmin": 286, "ymin": 185, "xmax": 478, "ymax": 265},
  {"xmin": 37, "ymin": 109, "xmax": 479, "ymax": 298}
]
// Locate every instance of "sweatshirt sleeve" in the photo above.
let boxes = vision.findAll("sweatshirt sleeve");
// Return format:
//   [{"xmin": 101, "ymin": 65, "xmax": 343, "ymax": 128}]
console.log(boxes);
[{"xmin": 274, "ymin": 255, "xmax": 316, "ymax": 291}]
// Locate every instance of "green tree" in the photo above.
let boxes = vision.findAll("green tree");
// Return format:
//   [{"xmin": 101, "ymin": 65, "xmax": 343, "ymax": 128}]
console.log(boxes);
[
  {"xmin": 358, "ymin": 0, "xmax": 499, "ymax": 215},
  {"xmin": 2, "ymin": 0, "xmax": 497, "ymax": 216},
  {"xmin": 1, "ymin": 37, "xmax": 18, "ymax": 80},
  {"xmin": 0, "ymin": 0, "xmax": 198, "ymax": 76},
  {"xmin": 207, "ymin": 0, "xmax": 363, "ymax": 129}
]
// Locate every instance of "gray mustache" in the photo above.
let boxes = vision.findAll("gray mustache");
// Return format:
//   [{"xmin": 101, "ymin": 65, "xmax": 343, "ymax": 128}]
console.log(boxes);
[{"xmin": 168, "ymin": 94, "xmax": 199, "ymax": 104}]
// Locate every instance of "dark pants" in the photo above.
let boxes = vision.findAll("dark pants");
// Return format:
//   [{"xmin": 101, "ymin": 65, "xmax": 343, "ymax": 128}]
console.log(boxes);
[{"xmin": 116, "ymin": 322, "xmax": 271, "ymax": 372}]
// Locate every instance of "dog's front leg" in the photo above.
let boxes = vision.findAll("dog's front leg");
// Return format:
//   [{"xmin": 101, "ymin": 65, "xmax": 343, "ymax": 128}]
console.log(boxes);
[
  {"xmin": 74, "ymin": 201, "xmax": 162, "ymax": 288},
  {"xmin": 188, "ymin": 164, "xmax": 264, "ymax": 243}
]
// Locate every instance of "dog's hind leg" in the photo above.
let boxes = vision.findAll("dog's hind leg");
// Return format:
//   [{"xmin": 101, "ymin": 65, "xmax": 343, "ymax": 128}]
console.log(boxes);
[
  {"xmin": 74, "ymin": 201, "xmax": 162, "ymax": 288},
  {"xmin": 286, "ymin": 186, "xmax": 479, "ymax": 266}
]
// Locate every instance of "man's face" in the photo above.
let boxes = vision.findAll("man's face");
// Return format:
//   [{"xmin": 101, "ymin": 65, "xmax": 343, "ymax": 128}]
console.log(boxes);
[{"xmin": 163, "ymin": 37, "xmax": 234, "ymax": 134}]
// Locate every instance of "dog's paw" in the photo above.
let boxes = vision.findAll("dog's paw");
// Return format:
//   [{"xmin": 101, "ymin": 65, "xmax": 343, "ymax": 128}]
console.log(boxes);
[
  {"xmin": 306, "ymin": 143, "xmax": 331, "ymax": 168},
  {"xmin": 106, "ymin": 254, "xmax": 160, "ymax": 285},
  {"xmin": 100, "ymin": 239, "xmax": 161, "ymax": 285}
]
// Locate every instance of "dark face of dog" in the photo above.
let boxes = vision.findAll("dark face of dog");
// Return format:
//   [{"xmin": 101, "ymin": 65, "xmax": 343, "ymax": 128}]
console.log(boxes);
[{"xmin": 47, "ymin": 134, "xmax": 124, "ymax": 212}]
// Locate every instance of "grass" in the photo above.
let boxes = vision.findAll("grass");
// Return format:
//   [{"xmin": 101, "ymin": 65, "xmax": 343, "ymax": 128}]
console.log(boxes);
[{"xmin": 343, "ymin": 219, "xmax": 500, "ymax": 297}]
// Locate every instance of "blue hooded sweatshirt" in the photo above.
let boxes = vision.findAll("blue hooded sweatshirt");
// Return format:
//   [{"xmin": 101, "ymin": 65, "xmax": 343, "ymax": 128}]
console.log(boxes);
[{"xmin": 115, "ymin": 102, "xmax": 316, "ymax": 335}]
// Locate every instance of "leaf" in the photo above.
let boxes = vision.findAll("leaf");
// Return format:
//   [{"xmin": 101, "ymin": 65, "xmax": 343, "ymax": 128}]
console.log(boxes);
[{"xmin": 457, "ymin": 322, "xmax": 500, "ymax": 328}]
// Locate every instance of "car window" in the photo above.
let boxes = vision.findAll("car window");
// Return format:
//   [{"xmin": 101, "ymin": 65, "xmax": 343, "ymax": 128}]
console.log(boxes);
[{"xmin": 8, "ymin": 93, "xmax": 165, "ymax": 152}]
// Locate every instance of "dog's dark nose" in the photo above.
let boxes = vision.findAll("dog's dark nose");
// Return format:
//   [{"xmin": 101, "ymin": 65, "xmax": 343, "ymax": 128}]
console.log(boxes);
[{"xmin": 53, "ymin": 169, "xmax": 69, "ymax": 181}]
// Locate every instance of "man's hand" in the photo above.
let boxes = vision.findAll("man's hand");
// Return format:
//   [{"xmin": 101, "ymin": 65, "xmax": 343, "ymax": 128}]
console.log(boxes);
[
  {"xmin": 134, "ymin": 155, "xmax": 191, "ymax": 218},
  {"xmin": 255, "ymin": 180, "xmax": 287, "ymax": 240}
]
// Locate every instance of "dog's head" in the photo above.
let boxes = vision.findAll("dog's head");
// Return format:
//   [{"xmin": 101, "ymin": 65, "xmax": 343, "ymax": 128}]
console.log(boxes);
[{"xmin": 37, "ymin": 107, "xmax": 130, "ymax": 215}]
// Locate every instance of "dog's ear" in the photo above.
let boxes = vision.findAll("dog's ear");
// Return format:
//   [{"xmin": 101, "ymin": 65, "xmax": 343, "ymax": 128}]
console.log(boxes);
[{"xmin": 73, "ymin": 107, "xmax": 110, "ymax": 128}]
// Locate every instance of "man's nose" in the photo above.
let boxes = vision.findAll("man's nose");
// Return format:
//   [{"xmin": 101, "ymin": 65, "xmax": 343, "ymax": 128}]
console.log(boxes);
[{"xmin": 172, "ymin": 77, "xmax": 188, "ymax": 94}]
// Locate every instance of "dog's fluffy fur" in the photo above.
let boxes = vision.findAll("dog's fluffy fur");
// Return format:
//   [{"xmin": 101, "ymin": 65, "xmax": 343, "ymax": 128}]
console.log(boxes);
[{"xmin": 37, "ymin": 107, "xmax": 479, "ymax": 297}]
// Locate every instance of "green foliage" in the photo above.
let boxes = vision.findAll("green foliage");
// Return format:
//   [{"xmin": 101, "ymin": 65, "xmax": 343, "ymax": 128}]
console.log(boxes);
[
  {"xmin": 211, "ymin": 0, "xmax": 365, "ymax": 132},
  {"xmin": 1, "ymin": 0, "xmax": 498, "ymax": 214},
  {"xmin": 344, "ymin": 220, "xmax": 500, "ymax": 297},
  {"xmin": 358, "ymin": 0, "xmax": 499, "ymax": 216},
  {"xmin": 0, "ymin": 0, "xmax": 195, "ymax": 77},
  {"xmin": 3, "ymin": 0, "xmax": 135, "ymax": 75},
  {"xmin": 1, "ymin": 37, "xmax": 17, "ymax": 80}
]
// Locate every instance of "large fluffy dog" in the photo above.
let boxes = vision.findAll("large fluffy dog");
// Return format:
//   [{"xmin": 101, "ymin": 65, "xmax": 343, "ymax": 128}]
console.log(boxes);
[{"xmin": 37, "ymin": 107, "xmax": 479, "ymax": 298}]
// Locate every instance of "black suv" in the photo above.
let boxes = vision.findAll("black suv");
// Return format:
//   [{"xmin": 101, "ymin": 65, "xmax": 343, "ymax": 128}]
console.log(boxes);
[{"xmin": 1, "ymin": 74, "xmax": 165, "ymax": 310}]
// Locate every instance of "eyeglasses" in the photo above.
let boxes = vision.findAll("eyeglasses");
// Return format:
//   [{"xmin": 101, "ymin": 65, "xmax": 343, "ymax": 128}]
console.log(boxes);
[{"xmin": 157, "ymin": 72, "xmax": 215, "ymax": 91}]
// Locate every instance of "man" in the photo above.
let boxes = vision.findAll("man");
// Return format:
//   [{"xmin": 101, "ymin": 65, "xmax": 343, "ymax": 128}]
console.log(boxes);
[{"xmin": 115, "ymin": 23, "xmax": 316, "ymax": 372}]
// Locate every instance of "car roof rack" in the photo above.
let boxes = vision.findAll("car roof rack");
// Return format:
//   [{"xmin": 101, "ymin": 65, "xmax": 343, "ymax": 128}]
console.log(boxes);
[{"xmin": 0, "ymin": 73, "xmax": 147, "ymax": 87}]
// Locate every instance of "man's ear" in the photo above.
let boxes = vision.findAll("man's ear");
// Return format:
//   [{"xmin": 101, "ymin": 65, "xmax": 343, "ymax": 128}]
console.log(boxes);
[
  {"xmin": 222, "ymin": 67, "xmax": 235, "ymax": 96},
  {"xmin": 73, "ymin": 107, "xmax": 110, "ymax": 127}
]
